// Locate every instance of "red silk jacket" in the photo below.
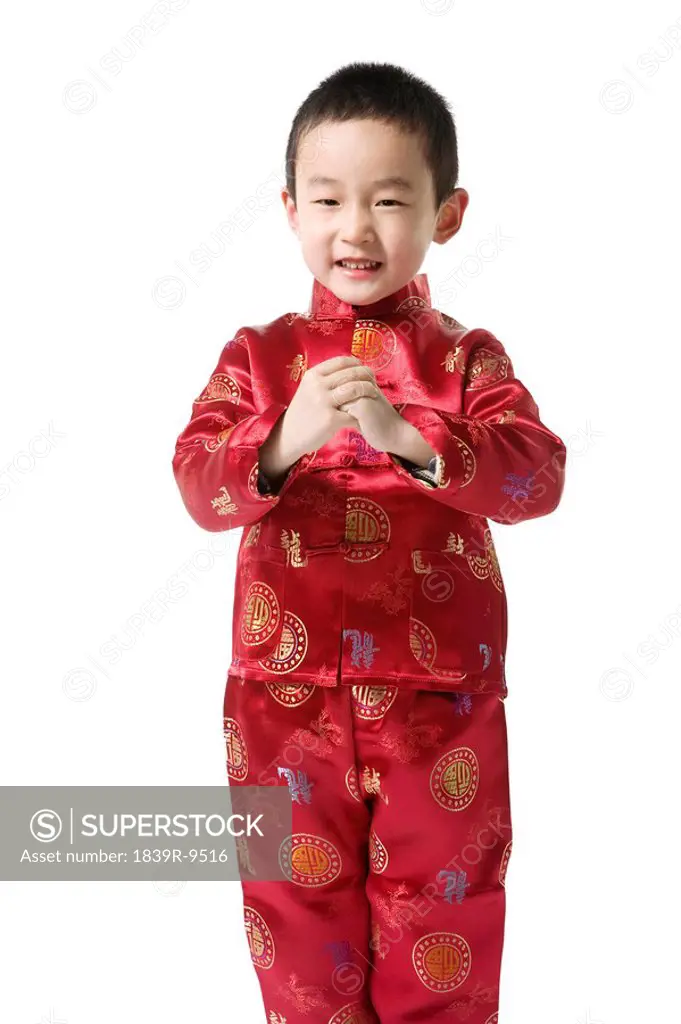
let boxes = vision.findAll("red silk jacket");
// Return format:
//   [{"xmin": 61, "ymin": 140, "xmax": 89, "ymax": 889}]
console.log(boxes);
[{"xmin": 172, "ymin": 273, "xmax": 566, "ymax": 696}]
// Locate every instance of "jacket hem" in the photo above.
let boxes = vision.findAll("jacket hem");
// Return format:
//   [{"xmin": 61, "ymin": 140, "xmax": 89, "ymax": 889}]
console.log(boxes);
[{"xmin": 227, "ymin": 665, "xmax": 507, "ymax": 695}]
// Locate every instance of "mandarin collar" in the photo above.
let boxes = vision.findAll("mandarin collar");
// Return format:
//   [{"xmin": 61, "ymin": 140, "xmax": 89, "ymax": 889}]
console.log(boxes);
[{"xmin": 308, "ymin": 273, "xmax": 431, "ymax": 319}]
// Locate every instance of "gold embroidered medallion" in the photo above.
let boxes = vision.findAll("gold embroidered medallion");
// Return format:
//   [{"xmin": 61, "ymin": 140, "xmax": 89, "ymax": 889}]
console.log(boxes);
[
  {"xmin": 345, "ymin": 765, "xmax": 363, "ymax": 803},
  {"xmin": 396, "ymin": 295, "xmax": 430, "ymax": 314},
  {"xmin": 412, "ymin": 932, "xmax": 471, "ymax": 992},
  {"xmin": 223, "ymin": 716, "xmax": 248, "ymax": 781},
  {"xmin": 345, "ymin": 497, "xmax": 390, "ymax": 561},
  {"xmin": 244, "ymin": 906, "xmax": 275, "ymax": 969},
  {"xmin": 409, "ymin": 617, "xmax": 468, "ymax": 682},
  {"xmin": 437, "ymin": 311, "xmax": 467, "ymax": 333},
  {"xmin": 368, "ymin": 829, "xmax": 389, "ymax": 873},
  {"xmin": 265, "ymin": 681, "xmax": 315, "ymax": 708},
  {"xmin": 196, "ymin": 372, "xmax": 241, "ymax": 404},
  {"xmin": 430, "ymin": 747, "xmax": 479, "ymax": 811},
  {"xmin": 258, "ymin": 612, "xmax": 308, "ymax": 674},
  {"xmin": 203, "ymin": 423, "xmax": 237, "ymax": 452},
  {"xmin": 351, "ymin": 319, "xmax": 397, "ymax": 372},
  {"xmin": 248, "ymin": 462, "xmax": 278, "ymax": 501},
  {"xmin": 279, "ymin": 833, "xmax": 342, "ymax": 887},
  {"xmin": 466, "ymin": 348, "xmax": 509, "ymax": 390},
  {"xmin": 351, "ymin": 684, "xmax": 398, "ymax": 720},
  {"xmin": 328, "ymin": 1003, "xmax": 376, "ymax": 1024},
  {"xmin": 465, "ymin": 528, "xmax": 504, "ymax": 592},
  {"xmin": 499, "ymin": 840, "xmax": 512, "ymax": 887},
  {"xmin": 241, "ymin": 582, "xmax": 282, "ymax": 646}
]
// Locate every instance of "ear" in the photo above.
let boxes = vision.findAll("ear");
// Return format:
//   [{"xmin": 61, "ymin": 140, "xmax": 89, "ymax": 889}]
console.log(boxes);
[
  {"xmin": 432, "ymin": 188, "xmax": 470, "ymax": 245},
  {"xmin": 281, "ymin": 188, "xmax": 300, "ymax": 237}
]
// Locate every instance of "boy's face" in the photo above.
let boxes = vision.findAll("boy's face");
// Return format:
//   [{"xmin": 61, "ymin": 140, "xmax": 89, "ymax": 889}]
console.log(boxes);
[{"xmin": 282, "ymin": 117, "xmax": 468, "ymax": 307}]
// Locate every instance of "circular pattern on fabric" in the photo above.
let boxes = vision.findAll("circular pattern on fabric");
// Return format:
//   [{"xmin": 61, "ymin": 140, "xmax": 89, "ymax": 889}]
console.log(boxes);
[
  {"xmin": 345, "ymin": 497, "xmax": 390, "ymax": 561},
  {"xmin": 279, "ymin": 833, "xmax": 342, "ymax": 886},
  {"xmin": 244, "ymin": 906, "xmax": 275, "ymax": 969},
  {"xmin": 465, "ymin": 528, "xmax": 504, "ymax": 593},
  {"xmin": 396, "ymin": 295, "xmax": 430, "ymax": 315},
  {"xmin": 258, "ymin": 611, "xmax": 308, "ymax": 674},
  {"xmin": 351, "ymin": 319, "xmax": 397, "ymax": 372},
  {"xmin": 409, "ymin": 616, "xmax": 437, "ymax": 670},
  {"xmin": 203, "ymin": 423, "xmax": 236, "ymax": 453},
  {"xmin": 484, "ymin": 529, "xmax": 504, "ymax": 591},
  {"xmin": 451, "ymin": 435, "xmax": 476, "ymax": 487},
  {"xmin": 466, "ymin": 348, "xmax": 509, "ymax": 390},
  {"xmin": 499, "ymin": 840, "xmax": 512, "ymax": 887},
  {"xmin": 265, "ymin": 680, "xmax": 316, "ymax": 707},
  {"xmin": 437, "ymin": 310, "xmax": 467, "ymax": 333},
  {"xmin": 430, "ymin": 747, "xmax": 479, "ymax": 811},
  {"xmin": 223, "ymin": 716, "xmax": 248, "ymax": 781},
  {"xmin": 248, "ymin": 461, "xmax": 278, "ymax": 501},
  {"xmin": 345, "ymin": 765, "xmax": 363, "ymax": 803},
  {"xmin": 328, "ymin": 1003, "xmax": 376, "ymax": 1024},
  {"xmin": 412, "ymin": 932, "xmax": 471, "ymax": 992},
  {"xmin": 368, "ymin": 829, "xmax": 389, "ymax": 873},
  {"xmin": 409, "ymin": 618, "xmax": 468, "ymax": 683},
  {"xmin": 241, "ymin": 581, "xmax": 281, "ymax": 646},
  {"xmin": 350, "ymin": 684, "xmax": 398, "ymax": 720},
  {"xmin": 195, "ymin": 372, "xmax": 241, "ymax": 404}
]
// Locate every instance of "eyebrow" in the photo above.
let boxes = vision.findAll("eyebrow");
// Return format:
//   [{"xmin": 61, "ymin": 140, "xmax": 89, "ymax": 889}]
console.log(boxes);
[{"xmin": 305, "ymin": 175, "xmax": 414, "ymax": 191}]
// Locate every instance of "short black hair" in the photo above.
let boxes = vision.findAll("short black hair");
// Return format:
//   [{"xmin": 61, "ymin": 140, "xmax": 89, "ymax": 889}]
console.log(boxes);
[{"xmin": 285, "ymin": 61, "xmax": 459, "ymax": 211}]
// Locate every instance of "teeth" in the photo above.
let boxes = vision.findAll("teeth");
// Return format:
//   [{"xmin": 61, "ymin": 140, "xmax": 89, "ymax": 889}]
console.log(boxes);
[{"xmin": 340, "ymin": 260, "xmax": 379, "ymax": 269}]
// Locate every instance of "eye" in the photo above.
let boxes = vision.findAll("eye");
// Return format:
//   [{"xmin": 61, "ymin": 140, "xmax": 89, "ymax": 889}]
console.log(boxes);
[
  {"xmin": 376, "ymin": 200, "xmax": 403, "ymax": 207},
  {"xmin": 313, "ymin": 199, "xmax": 339, "ymax": 206}
]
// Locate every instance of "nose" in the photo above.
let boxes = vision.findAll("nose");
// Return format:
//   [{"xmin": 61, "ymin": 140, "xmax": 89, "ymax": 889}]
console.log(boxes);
[{"xmin": 340, "ymin": 203, "xmax": 374, "ymax": 246}]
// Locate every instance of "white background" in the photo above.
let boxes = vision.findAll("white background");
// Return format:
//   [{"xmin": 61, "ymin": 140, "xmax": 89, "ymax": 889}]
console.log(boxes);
[{"xmin": 2, "ymin": 0, "xmax": 680, "ymax": 1021}]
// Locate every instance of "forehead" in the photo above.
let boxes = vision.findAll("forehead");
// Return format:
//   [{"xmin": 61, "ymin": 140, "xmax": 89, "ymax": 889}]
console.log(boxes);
[{"xmin": 296, "ymin": 118, "xmax": 430, "ymax": 190}]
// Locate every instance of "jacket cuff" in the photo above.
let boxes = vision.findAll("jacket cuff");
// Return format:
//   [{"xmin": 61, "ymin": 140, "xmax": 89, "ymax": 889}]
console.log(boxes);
[
  {"xmin": 256, "ymin": 466, "xmax": 292, "ymax": 497},
  {"xmin": 391, "ymin": 454, "xmax": 440, "ymax": 488},
  {"xmin": 227, "ymin": 399, "xmax": 288, "ymax": 453},
  {"xmin": 175, "ymin": 402, "xmax": 306, "ymax": 532},
  {"xmin": 388, "ymin": 406, "xmax": 464, "ymax": 493},
  {"xmin": 236, "ymin": 402, "xmax": 306, "ymax": 506}
]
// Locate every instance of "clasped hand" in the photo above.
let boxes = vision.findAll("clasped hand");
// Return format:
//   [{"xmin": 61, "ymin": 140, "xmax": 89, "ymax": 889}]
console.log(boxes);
[
  {"xmin": 279, "ymin": 355, "xmax": 406, "ymax": 464},
  {"xmin": 332, "ymin": 360, "xmax": 403, "ymax": 453}
]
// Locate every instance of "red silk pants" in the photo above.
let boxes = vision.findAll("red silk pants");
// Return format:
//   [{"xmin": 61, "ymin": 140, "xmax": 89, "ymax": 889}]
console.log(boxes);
[{"xmin": 223, "ymin": 675, "xmax": 513, "ymax": 1024}]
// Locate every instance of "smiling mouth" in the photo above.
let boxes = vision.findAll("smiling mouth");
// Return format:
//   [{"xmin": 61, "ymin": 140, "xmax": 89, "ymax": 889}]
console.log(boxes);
[{"xmin": 335, "ymin": 259, "xmax": 383, "ymax": 269}]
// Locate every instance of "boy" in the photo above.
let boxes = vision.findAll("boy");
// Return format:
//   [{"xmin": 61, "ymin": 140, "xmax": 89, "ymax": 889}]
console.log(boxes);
[{"xmin": 172, "ymin": 62, "xmax": 566, "ymax": 1024}]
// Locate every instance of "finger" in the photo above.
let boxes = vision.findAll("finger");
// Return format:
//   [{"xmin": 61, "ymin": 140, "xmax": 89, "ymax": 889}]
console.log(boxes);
[
  {"xmin": 313, "ymin": 355, "xmax": 364, "ymax": 376},
  {"xmin": 326, "ymin": 365, "xmax": 376, "ymax": 389},
  {"xmin": 331, "ymin": 381, "xmax": 376, "ymax": 406},
  {"xmin": 330, "ymin": 384, "xmax": 355, "ymax": 409}
]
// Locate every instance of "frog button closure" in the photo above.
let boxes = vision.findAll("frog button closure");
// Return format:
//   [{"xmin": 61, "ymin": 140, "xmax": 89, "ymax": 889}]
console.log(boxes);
[{"xmin": 340, "ymin": 453, "xmax": 354, "ymax": 466}]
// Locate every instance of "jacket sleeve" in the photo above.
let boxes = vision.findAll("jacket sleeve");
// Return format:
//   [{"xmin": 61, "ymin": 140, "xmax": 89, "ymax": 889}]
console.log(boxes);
[
  {"xmin": 388, "ymin": 329, "xmax": 566, "ymax": 524},
  {"xmin": 172, "ymin": 328, "xmax": 306, "ymax": 532}
]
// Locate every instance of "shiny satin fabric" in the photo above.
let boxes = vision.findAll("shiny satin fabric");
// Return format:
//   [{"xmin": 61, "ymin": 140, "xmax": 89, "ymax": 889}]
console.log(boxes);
[
  {"xmin": 172, "ymin": 273, "xmax": 566, "ymax": 695},
  {"xmin": 224, "ymin": 675, "xmax": 511, "ymax": 1024}
]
